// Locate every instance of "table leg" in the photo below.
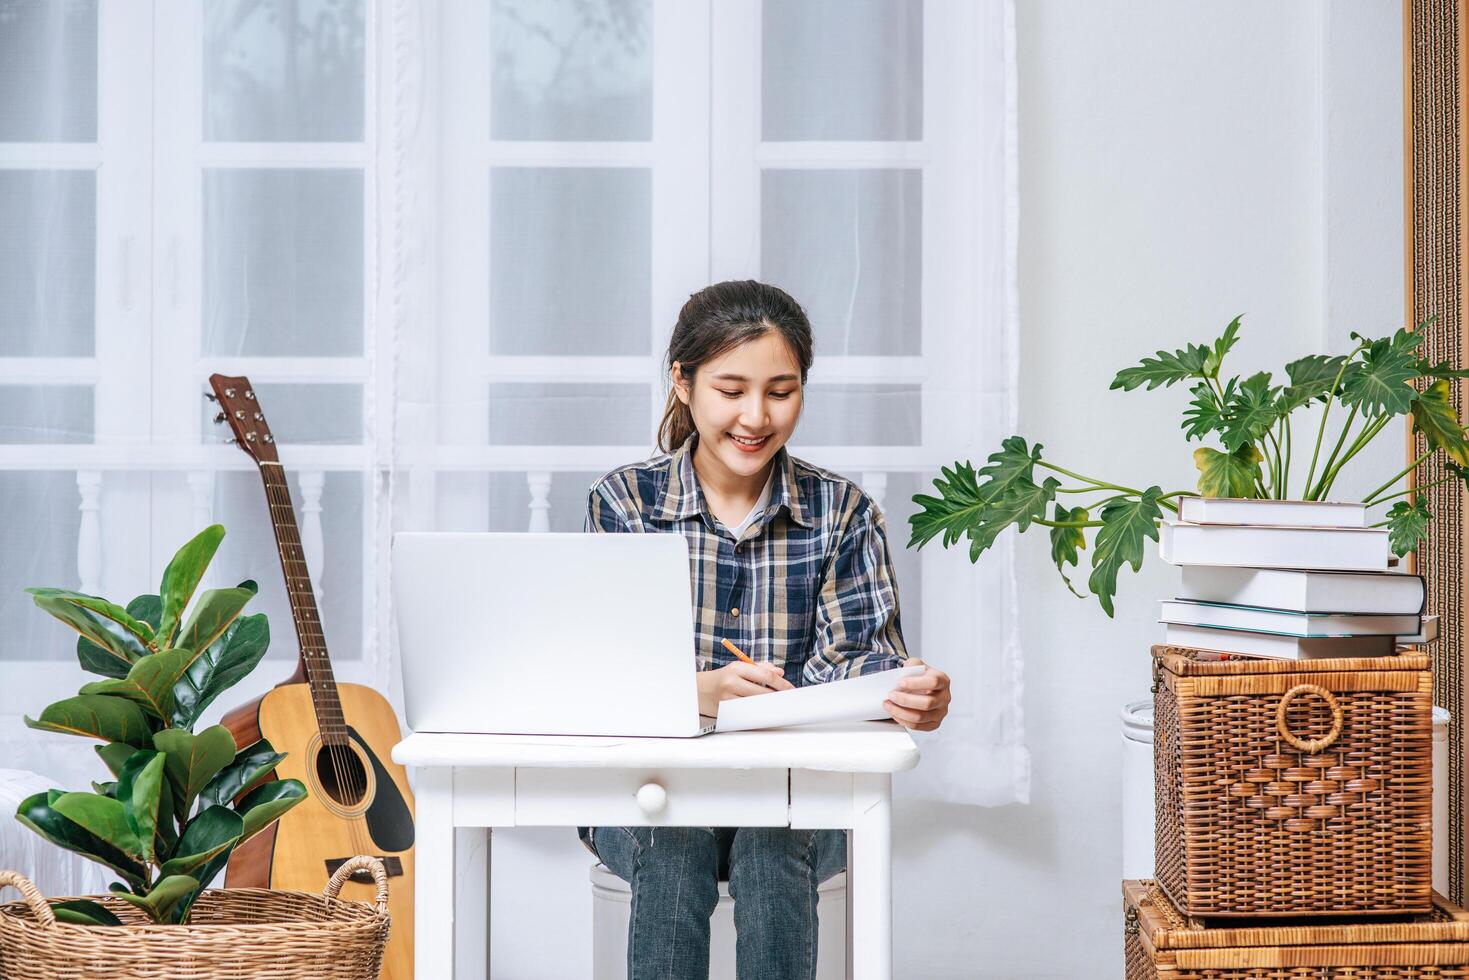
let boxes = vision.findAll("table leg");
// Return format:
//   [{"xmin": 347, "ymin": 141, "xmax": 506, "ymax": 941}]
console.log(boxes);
[
  {"xmin": 456, "ymin": 827, "xmax": 490, "ymax": 980},
  {"xmin": 416, "ymin": 767, "xmax": 456, "ymax": 979},
  {"xmin": 849, "ymin": 772, "xmax": 892, "ymax": 980}
]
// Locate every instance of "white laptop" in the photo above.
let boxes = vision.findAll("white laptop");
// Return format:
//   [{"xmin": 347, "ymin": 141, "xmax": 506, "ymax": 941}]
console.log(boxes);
[{"xmin": 392, "ymin": 531, "xmax": 717, "ymax": 737}]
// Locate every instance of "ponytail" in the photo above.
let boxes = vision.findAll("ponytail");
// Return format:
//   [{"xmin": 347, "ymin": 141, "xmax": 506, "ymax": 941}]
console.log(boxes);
[{"xmin": 657, "ymin": 387, "xmax": 696, "ymax": 454}]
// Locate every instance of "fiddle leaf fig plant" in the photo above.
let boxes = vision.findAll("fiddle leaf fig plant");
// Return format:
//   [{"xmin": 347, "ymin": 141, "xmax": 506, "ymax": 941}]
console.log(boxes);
[
  {"xmin": 14, "ymin": 525, "xmax": 307, "ymax": 925},
  {"xmin": 910, "ymin": 315, "xmax": 1462, "ymax": 617}
]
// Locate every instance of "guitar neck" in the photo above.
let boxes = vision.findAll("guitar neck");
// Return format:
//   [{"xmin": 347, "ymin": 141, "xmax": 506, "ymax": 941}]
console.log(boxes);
[{"xmin": 257, "ymin": 463, "xmax": 348, "ymax": 744}]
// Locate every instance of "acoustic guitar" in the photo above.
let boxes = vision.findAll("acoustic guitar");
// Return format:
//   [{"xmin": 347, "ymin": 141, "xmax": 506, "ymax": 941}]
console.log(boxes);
[{"xmin": 209, "ymin": 374, "xmax": 414, "ymax": 979}]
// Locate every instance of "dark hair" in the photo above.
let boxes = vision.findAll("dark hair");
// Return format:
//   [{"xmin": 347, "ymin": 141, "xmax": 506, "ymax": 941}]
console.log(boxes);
[{"xmin": 657, "ymin": 280, "xmax": 814, "ymax": 453}]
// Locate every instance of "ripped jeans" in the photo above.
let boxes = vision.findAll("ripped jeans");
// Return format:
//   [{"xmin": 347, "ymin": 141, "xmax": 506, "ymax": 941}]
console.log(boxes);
[{"xmin": 578, "ymin": 825, "xmax": 847, "ymax": 980}]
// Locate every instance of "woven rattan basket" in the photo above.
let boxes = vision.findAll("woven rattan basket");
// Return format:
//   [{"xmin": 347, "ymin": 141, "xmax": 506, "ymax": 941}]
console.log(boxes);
[
  {"xmin": 0, "ymin": 855, "xmax": 390, "ymax": 980},
  {"xmin": 1153, "ymin": 644, "xmax": 1433, "ymax": 919},
  {"xmin": 1124, "ymin": 879, "xmax": 1469, "ymax": 978}
]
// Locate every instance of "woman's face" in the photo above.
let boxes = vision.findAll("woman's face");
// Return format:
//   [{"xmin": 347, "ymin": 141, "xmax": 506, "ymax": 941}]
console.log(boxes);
[{"xmin": 674, "ymin": 330, "xmax": 804, "ymax": 483}]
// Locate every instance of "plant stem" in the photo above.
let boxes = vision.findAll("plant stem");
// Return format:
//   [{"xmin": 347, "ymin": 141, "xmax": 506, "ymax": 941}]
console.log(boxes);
[
  {"xmin": 1309, "ymin": 403, "xmax": 1359, "ymax": 500},
  {"xmin": 1283, "ymin": 415, "xmax": 1293, "ymax": 498},
  {"xmin": 1264, "ymin": 426, "xmax": 1285, "ymax": 498},
  {"xmin": 1360, "ymin": 448, "xmax": 1434, "ymax": 506},
  {"xmin": 1034, "ymin": 516, "xmax": 1104, "ymax": 529},
  {"xmin": 1035, "ymin": 460, "xmax": 1144, "ymax": 495},
  {"xmin": 1365, "ymin": 473, "xmax": 1454, "ymax": 506},
  {"xmin": 1303, "ymin": 344, "xmax": 1366, "ymax": 494},
  {"xmin": 1315, "ymin": 411, "xmax": 1392, "ymax": 500}
]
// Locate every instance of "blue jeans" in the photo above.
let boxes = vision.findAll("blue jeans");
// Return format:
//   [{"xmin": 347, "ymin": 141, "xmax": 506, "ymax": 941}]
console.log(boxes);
[{"xmin": 579, "ymin": 825, "xmax": 847, "ymax": 980}]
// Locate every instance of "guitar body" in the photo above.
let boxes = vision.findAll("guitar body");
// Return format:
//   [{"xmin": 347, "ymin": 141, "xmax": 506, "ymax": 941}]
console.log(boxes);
[{"xmin": 223, "ymin": 682, "xmax": 415, "ymax": 980}]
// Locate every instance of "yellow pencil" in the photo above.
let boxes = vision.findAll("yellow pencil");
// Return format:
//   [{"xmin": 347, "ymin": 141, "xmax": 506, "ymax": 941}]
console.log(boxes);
[{"xmin": 721, "ymin": 636, "xmax": 757, "ymax": 665}]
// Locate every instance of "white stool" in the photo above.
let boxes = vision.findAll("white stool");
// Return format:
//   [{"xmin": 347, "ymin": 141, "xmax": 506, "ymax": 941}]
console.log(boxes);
[{"xmin": 590, "ymin": 862, "xmax": 848, "ymax": 980}]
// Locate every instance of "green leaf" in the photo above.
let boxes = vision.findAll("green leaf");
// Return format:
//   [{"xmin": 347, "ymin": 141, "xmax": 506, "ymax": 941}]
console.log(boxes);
[
  {"xmin": 76, "ymin": 595, "xmax": 165, "ymax": 677},
  {"xmin": 153, "ymin": 725, "xmax": 237, "ymax": 817},
  {"xmin": 974, "ymin": 436, "xmax": 1043, "ymax": 503},
  {"xmin": 29, "ymin": 594, "xmax": 145, "ymax": 673},
  {"xmin": 175, "ymin": 586, "xmax": 255, "ymax": 658},
  {"xmin": 172, "ymin": 614, "xmax": 270, "ymax": 730},
  {"xmin": 15, "ymin": 792, "xmax": 148, "ymax": 888},
  {"xmin": 50, "ymin": 899, "xmax": 123, "ymax": 926},
  {"xmin": 1181, "ymin": 382, "xmax": 1226, "ymax": 442},
  {"xmin": 1048, "ymin": 504, "xmax": 1089, "ymax": 599},
  {"xmin": 113, "ymin": 875, "xmax": 199, "ymax": 925},
  {"xmin": 909, "ymin": 442, "xmax": 1057, "ymax": 563},
  {"xmin": 95, "ymin": 742, "xmax": 137, "ymax": 779},
  {"xmin": 910, "ymin": 461, "xmax": 986, "ymax": 550},
  {"xmin": 1200, "ymin": 315, "xmax": 1243, "ymax": 378},
  {"xmin": 26, "ymin": 588, "xmax": 153, "ymax": 644},
  {"xmin": 1415, "ymin": 358, "xmax": 1469, "ymax": 380},
  {"xmin": 1386, "ymin": 497, "xmax": 1432, "ymax": 557},
  {"xmin": 25, "ymin": 694, "xmax": 153, "ymax": 748},
  {"xmin": 1087, "ymin": 488, "xmax": 1164, "ymax": 618},
  {"xmin": 1410, "ymin": 377, "xmax": 1469, "ymax": 466},
  {"xmin": 1193, "ymin": 444, "xmax": 1263, "ymax": 498},
  {"xmin": 159, "ymin": 806, "xmax": 243, "ymax": 879},
  {"xmin": 1341, "ymin": 335, "xmax": 1420, "ymax": 417},
  {"xmin": 157, "ymin": 524, "xmax": 226, "ymax": 647},
  {"xmin": 79, "ymin": 647, "xmax": 199, "ymax": 722},
  {"xmin": 1219, "ymin": 372, "xmax": 1280, "ymax": 452},
  {"xmin": 50, "ymin": 792, "xmax": 143, "ymax": 860},
  {"xmin": 233, "ymin": 779, "xmax": 307, "ymax": 844},
  {"xmin": 1111, "ymin": 342, "xmax": 1213, "ymax": 391},
  {"xmin": 200, "ymin": 738, "xmax": 287, "ymax": 809},
  {"xmin": 91, "ymin": 780, "xmax": 117, "ymax": 798},
  {"xmin": 116, "ymin": 750, "xmax": 166, "ymax": 863},
  {"xmin": 1278, "ymin": 354, "xmax": 1348, "ymax": 412},
  {"xmin": 979, "ymin": 477, "xmax": 1059, "ymax": 536}
]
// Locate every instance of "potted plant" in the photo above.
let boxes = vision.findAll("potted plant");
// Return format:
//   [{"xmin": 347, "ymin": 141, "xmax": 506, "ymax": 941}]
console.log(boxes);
[{"xmin": 908, "ymin": 316, "xmax": 1464, "ymax": 615}]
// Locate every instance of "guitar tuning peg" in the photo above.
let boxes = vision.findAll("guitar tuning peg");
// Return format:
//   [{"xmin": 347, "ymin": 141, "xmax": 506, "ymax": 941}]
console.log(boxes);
[
  {"xmin": 263, "ymin": 434, "xmax": 274, "ymax": 444},
  {"xmin": 204, "ymin": 392, "xmax": 218, "ymax": 402},
  {"xmin": 213, "ymin": 412, "xmax": 226, "ymax": 424},
  {"xmin": 244, "ymin": 389, "xmax": 256, "ymax": 401}
]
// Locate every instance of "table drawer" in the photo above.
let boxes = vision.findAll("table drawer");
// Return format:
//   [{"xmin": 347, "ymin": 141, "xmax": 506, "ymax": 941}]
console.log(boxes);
[{"xmin": 515, "ymin": 767, "xmax": 789, "ymax": 826}]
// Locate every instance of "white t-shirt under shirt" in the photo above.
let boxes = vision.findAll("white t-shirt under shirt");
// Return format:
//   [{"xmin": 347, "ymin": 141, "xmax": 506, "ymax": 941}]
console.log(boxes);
[{"xmin": 727, "ymin": 467, "xmax": 775, "ymax": 541}]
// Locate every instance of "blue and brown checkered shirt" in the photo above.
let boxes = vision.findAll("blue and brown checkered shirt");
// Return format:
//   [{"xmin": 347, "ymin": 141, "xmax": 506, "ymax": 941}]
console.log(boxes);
[{"xmin": 583, "ymin": 432, "xmax": 909, "ymax": 685}]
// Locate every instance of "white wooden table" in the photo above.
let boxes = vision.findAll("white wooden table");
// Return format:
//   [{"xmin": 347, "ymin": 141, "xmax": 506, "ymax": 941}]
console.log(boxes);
[{"xmin": 392, "ymin": 720, "xmax": 920, "ymax": 979}]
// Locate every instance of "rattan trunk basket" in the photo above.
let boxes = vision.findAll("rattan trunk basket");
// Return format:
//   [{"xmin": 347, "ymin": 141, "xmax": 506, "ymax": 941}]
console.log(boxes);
[
  {"xmin": 1124, "ymin": 879, "xmax": 1469, "ymax": 978},
  {"xmin": 0, "ymin": 855, "xmax": 390, "ymax": 980},
  {"xmin": 1153, "ymin": 644, "xmax": 1433, "ymax": 919}
]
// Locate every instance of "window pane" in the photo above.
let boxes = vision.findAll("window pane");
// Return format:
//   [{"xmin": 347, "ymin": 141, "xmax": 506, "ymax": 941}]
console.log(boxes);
[
  {"xmin": 203, "ymin": 169, "xmax": 363, "ymax": 356},
  {"xmin": 488, "ymin": 383, "xmax": 648, "ymax": 445},
  {"xmin": 0, "ymin": 0, "xmax": 97, "ymax": 142},
  {"xmin": 0, "ymin": 385, "xmax": 93, "ymax": 443},
  {"xmin": 201, "ymin": 383, "xmax": 362, "ymax": 445},
  {"xmin": 203, "ymin": 0, "xmax": 366, "ymax": 142},
  {"xmin": 490, "ymin": 167, "xmax": 650, "ymax": 355},
  {"xmin": 0, "ymin": 472, "xmax": 80, "ymax": 662},
  {"xmin": 762, "ymin": 0, "xmax": 922, "ymax": 141},
  {"xmin": 0, "ymin": 170, "xmax": 95, "ymax": 356},
  {"xmin": 211, "ymin": 470, "xmax": 364, "ymax": 662},
  {"xmin": 491, "ymin": 0, "xmax": 652, "ymax": 141},
  {"xmin": 762, "ymin": 169, "xmax": 921, "ymax": 356},
  {"xmin": 793, "ymin": 384, "xmax": 920, "ymax": 446}
]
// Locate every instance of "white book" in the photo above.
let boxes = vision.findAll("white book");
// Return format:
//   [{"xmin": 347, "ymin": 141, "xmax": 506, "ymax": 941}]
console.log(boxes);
[
  {"xmin": 1158, "ymin": 520, "xmax": 1390, "ymax": 571},
  {"xmin": 1160, "ymin": 599, "xmax": 1420, "ymax": 637},
  {"xmin": 713, "ymin": 665, "xmax": 924, "ymax": 733},
  {"xmin": 1163, "ymin": 623, "xmax": 1396, "ymax": 660},
  {"xmin": 1177, "ymin": 495, "xmax": 1368, "ymax": 528},
  {"xmin": 1400, "ymin": 615, "xmax": 1441, "ymax": 644},
  {"xmin": 1178, "ymin": 566, "xmax": 1426, "ymax": 615}
]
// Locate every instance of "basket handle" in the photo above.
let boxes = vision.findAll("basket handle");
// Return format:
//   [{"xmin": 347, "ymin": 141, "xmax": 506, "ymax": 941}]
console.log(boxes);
[
  {"xmin": 1275, "ymin": 683, "xmax": 1344, "ymax": 753},
  {"xmin": 0, "ymin": 870, "xmax": 55, "ymax": 927},
  {"xmin": 324, "ymin": 856, "xmax": 389, "ymax": 915}
]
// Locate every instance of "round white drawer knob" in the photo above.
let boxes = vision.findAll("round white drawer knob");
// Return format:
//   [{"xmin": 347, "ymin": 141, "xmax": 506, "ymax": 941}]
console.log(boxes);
[{"xmin": 635, "ymin": 782, "xmax": 667, "ymax": 815}]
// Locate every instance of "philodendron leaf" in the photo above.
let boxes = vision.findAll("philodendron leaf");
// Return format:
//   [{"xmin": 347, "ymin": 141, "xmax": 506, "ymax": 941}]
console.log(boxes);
[
  {"xmin": 49, "ymin": 793, "xmax": 144, "ymax": 860},
  {"xmin": 79, "ymin": 647, "xmax": 198, "ymax": 722},
  {"xmin": 25, "ymin": 694, "xmax": 153, "ymax": 748},
  {"xmin": 116, "ymin": 750, "xmax": 167, "ymax": 863},
  {"xmin": 1200, "ymin": 315, "xmax": 1243, "ymax": 378},
  {"xmin": 1410, "ymin": 378, "xmax": 1469, "ymax": 466},
  {"xmin": 113, "ymin": 875, "xmax": 199, "ymax": 925},
  {"xmin": 233, "ymin": 778, "xmax": 307, "ymax": 844},
  {"xmin": 154, "ymin": 725, "xmax": 237, "ymax": 816},
  {"xmin": 1193, "ymin": 444, "xmax": 1263, "ymax": 498},
  {"xmin": 1341, "ymin": 333, "xmax": 1420, "ymax": 417},
  {"xmin": 910, "ymin": 461, "xmax": 986, "ymax": 550},
  {"xmin": 1279, "ymin": 354, "xmax": 1348, "ymax": 412},
  {"xmin": 200, "ymin": 738, "xmax": 286, "ymax": 809},
  {"xmin": 1088, "ymin": 488, "xmax": 1164, "ymax": 618},
  {"xmin": 159, "ymin": 805, "xmax": 243, "ymax": 879},
  {"xmin": 1181, "ymin": 382, "xmax": 1226, "ymax": 442},
  {"xmin": 50, "ymin": 899, "xmax": 124, "ymax": 926},
  {"xmin": 29, "ymin": 594, "xmax": 145, "ymax": 674},
  {"xmin": 1111, "ymin": 341, "xmax": 1213, "ymax": 391},
  {"xmin": 175, "ymin": 586, "xmax": 255, "ymax": 659},
  {"xmin": 1386, "ymin": 497, "xmax": 1432, "ymax": 557},
  {"xmin": 1048, "ymin": 504, "xmax": 1089, "ymax": 599},
  {"xmin": 979, "ymin": 477, "xmax": 1059, "ymax": 536},
  {"xmin": 15, "ymin": 792, "xmax": 148, "ymax": 888},
  {"xmin": 156, "ymin": 524, "xmax": 226, "ymax": 647},
  {"xmin": 1416, "ymin": 358, "xmax": 1469, "ymax": 380},
  {"xmin": 172, "ymin": 614, "xmax": 270, "ymax": 729},
  {"xmin": 1219, "ymin": 372, "xmax": 1280, "ymax": 453},
  {"xmin": 974, "ymin": 436, "xmax": 1043, "ymax": 503}
]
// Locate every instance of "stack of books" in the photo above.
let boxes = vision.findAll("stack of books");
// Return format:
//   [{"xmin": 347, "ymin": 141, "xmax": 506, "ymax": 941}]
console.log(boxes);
[{"xmin": 1157, "ymin": 496, "xmax": 1434, "ymax": 660}]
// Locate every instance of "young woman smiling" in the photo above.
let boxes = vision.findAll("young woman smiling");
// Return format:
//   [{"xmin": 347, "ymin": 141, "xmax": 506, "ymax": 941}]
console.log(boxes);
[{"xmin": 578, "ymin": 280, "xmax": 951, "ymax": 980}]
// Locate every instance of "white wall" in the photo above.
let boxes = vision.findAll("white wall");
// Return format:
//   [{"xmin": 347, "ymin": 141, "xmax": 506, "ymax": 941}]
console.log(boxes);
[{"xmin": 482, "ymin": 3, "xmax": 1407, "ymax": 977}]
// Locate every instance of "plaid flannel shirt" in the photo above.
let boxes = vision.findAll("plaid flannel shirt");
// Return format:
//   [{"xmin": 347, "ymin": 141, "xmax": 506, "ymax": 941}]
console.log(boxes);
[{"xmin": 583, "ymin": 432, "xmax": 909, "ymax": 685}]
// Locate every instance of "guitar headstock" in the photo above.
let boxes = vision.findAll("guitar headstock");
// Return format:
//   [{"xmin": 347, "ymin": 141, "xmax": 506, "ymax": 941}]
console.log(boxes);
[{"xmin": 207, "ymin": 374, "xmax": 279, "ymax": 464}]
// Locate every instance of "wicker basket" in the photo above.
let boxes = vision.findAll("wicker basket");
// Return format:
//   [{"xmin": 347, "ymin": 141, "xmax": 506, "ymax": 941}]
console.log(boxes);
[
  {"xmin": 0, "ymin": 855, "xmax": 390, "ymax": 980},
  {"xmin": 1153, "ymin": 644, "xmax": 1433, "ymax": 918},
  {"xmin": 1124, "ymin": 879, "xmax": 1469, "ymax": 978}
]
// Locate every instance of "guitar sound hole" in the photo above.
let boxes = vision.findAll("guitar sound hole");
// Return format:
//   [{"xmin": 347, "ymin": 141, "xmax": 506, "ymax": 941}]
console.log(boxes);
[{"xmin": 315, "ymin": 743, "xmax": 369, "ymax": 807}]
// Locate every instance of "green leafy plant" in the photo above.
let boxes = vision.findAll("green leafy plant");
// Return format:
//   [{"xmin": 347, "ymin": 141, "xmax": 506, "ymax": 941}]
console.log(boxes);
[
  {"xmin": 15, "ymin": 525, "xmax": 306, "ymax": 925},
  {"xmin": 909, "ymin": 316, "xmax": 1467, "ymax": 617}
]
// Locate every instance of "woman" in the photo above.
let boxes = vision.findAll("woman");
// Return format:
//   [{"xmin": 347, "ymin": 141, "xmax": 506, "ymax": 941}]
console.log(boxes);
[{"xmin": 579, "ymin": 280, "xmax": 952, "ymax": 980}]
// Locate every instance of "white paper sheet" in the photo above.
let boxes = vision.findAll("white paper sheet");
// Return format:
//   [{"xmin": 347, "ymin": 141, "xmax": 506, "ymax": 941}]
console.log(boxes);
[{"xmin": 713, "ymin": 665, "xmax": 924, "ymax": 733}]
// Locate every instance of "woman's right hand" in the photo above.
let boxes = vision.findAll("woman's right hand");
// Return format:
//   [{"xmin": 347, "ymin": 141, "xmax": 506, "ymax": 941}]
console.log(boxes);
[{"xmin": 696, "ymin": 661, "xmax": 795, "ymax": 716}]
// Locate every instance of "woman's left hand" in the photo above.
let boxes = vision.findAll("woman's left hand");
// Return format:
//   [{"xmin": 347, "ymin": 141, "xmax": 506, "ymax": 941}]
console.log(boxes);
[{"xmin": 883, "ymin": 658, "xmax": 951, "ymax": 732}]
